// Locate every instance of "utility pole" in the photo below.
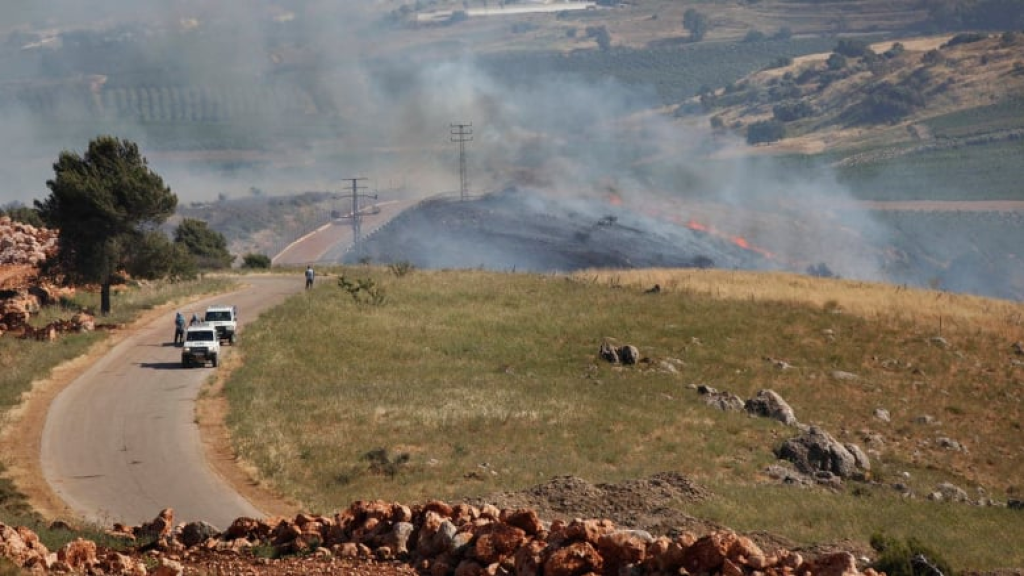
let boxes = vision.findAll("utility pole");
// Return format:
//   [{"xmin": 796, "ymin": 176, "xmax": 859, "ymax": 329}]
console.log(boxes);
[
  {"xmin": 335, "ymin": 177, "xmax": 378, "ymax": 249},
  {"xmin": 450, "ymin": 122, "xmax": 473, "ymax": 201}
]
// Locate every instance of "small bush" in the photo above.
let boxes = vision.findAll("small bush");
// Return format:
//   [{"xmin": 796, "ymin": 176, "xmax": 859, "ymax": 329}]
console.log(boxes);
[
  {"xmin": 388, "ymin": 261, "xmax": 415, "ymax": 277},
  {"xmin": 870, "ymin": 534, "xmax": 955, "ymax": 576},
  {"xmin": 834, "ymin": 38, "xmax": 872, "ymax": 58},
  {"xmin": 764, "ymin": 56, "xmax": 793, "ymax": 70},
  {"xmin": 338, "ymin": 275, "xmax": 387, "ymax": 305},
  {"xmin": 241, "ymin": 253, "xmax": 272, "ymax": 269},
  {"xmin": 773, "ymin": 100, "xmax": 815, "ymax": 122},
  {"xmin": 922, "ymin": 49, "xmax": 943, "ymax": 65},
  {"xmin": 746, "ymin": 119, "xmax": 786, "ymax": 144},
  {"xmin": 942, "ymin": 32, "xmax": 987, "ymax": 48},
  {"xmin": 363, "ymin": 447, "xmax": 410, "ymax": 478},
  {"xmin": 807, "ymin": 262, "xmax": 837, "ymax": 278},
  {"xmin": 885, "ymin": 42, "xmax": 906, "ymax": 59}
]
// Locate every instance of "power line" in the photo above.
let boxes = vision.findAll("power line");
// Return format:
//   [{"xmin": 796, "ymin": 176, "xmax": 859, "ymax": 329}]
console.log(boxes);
[
  {"xmin": 334, "ymin": 178, "xmax": 378, "ymax": 250},
  {"xmin": 450, "ymin": 122, "xmax": 473, "ymax": 201}
]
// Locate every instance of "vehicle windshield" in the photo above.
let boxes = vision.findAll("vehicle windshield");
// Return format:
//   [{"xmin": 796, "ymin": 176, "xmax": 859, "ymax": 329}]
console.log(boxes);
[
  {"xmin": 186, "ymin": 331, "xmax": 215, "ymax": 342},
  {"xmin": 205, "ymin": 311, "xmax": 231, "ymax": 321}
]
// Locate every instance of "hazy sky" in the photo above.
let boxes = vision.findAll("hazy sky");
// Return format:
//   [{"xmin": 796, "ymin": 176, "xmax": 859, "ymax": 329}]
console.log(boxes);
[{"xmin": 0, "ymin": 2, "xmax": 896, "ymax": 285}]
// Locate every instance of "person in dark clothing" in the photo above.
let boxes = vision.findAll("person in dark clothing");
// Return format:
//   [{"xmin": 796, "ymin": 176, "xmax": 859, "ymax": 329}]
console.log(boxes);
[
  {"xmin": 305, "ymin": 266, "xmax": 315, "ymax": 289},
  {"xmin": 174, "ymin": 311, "xmax": 185, "ymax": 345}
]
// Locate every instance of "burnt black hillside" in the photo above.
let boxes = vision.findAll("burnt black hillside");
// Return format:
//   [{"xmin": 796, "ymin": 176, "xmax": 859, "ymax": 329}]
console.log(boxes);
[{"xmin": 344, "ymin": 188, "xmax": 778, "ymax": 273}]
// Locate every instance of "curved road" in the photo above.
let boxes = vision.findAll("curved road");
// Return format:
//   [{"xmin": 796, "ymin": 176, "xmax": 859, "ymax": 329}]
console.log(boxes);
[{"xmin": 41, "ymin": 275, "xmax": 303, "ymax": 529}]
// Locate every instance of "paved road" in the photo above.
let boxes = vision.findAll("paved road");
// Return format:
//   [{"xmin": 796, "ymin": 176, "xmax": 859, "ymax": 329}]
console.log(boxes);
[
  {"xmin": 272, "ymin": 200, "xmax": 415, "ymax": 266},
  {"xmin": 41, "ymin": 275, "xmax": 304, "ymax": 529}
]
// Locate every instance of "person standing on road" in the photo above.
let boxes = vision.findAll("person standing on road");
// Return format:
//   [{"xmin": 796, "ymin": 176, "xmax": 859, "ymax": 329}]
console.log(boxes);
[
  {"xmin": 305, "ymin": 265, "xmax": 315, "ymax": 290},
  {"xmin": 174, "ymin": 311, "xmax": 185, "ymax": 345},
  {"xmin": 190, "ymin": 312, "xmax": 200, "ymax": 326}
]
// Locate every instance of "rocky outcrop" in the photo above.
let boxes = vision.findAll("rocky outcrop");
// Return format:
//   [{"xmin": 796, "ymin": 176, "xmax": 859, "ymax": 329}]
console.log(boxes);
[
  {"xmin": 599, "ymin": 340, "xmax": 641, "ymax": 365},
  {"xmin": 0, "ymin": 216, "xmax": 57, "ymax": 267},
  {"xmin": 745, "ymin": 389, "xmax": 798, "ymax": 426},
  {"xmin": 0, "ymin": 216, "xmax": 76, "ymax": 337},
  {"xmin": 0, "ymin": 502, "xmax": 887, "ymax": 576},
  {"xmin": 776, "ymin": 426, "xmax": 870, "ymax": 481}
]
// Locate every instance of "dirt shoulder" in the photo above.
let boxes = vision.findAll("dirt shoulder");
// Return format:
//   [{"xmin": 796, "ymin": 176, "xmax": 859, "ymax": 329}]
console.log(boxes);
[{"xmin": 195, "ymin": 352, "xmax": 301, "ymax": 519}]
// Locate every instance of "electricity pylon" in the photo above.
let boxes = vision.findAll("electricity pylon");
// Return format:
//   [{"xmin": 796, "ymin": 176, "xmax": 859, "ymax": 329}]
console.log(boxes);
[
  {"xmin": 450, "ymin": 122, "xmax": 473, "ymax": 201},
  {"xmin": 335, "ymin": 178, "xmax": 378, "ymax": 249}
]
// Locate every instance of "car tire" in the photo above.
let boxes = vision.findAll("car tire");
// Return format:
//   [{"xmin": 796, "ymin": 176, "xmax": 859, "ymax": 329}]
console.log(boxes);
[
  {"xmin": 211, "ymin": 354, "xmax": 218, "ymax": 367},
  {"xmin": 229, "ymin": 333, "xmax": 236, "ymax": 345},
  {"xmin": 182, "ymin": 358, "xmax": 190, "ymax": 368}
]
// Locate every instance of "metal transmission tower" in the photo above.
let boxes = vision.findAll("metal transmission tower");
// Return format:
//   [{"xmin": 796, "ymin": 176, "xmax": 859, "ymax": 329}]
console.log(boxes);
[
  {"xmin": 334, "ymin": 178, "xmax": 378, "ymax": 250},
  {"xmin": 450, "ymin": 122, "xmax": 473, "ymax": 201}
]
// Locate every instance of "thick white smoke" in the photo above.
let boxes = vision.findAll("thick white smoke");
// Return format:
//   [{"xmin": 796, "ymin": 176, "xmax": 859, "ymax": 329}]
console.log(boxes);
[{"xmin": 0, "ymin": 2, "xmax": 891, "ymax": 283}]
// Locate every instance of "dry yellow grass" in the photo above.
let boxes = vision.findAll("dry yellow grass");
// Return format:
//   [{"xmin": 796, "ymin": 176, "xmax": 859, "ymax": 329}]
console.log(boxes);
[{"xmin": 571, "ymin": 267, "xmax": 1024, "ymax": 336}]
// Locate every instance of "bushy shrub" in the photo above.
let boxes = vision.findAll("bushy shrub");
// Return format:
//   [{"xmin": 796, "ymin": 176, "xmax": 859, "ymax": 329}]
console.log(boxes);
[
  {"xmin": 922, "ymin": 49, "xmax": 944, "ymax": 65},
  {"xmin": 870, "ymin": 534, "xmax": 954, "ymax": 576},
  {"xmin": 852, "ymin": 81, "xmax": 925, "ymax": 124},
  {"xmin": 834, "ymin": 38, "xmax": 873, "ymax": 58},
  {"xmin": 746, "ymin": 119, "xmax": 785, "ymax": 144},
  {"xmin": 942, "ymin": 32, "xmax": 988, "ymax": 48},
  {"xmin": 0, "ymin": 203, "xmax": 44, "ymax": 227},
  {"xmin": 241, "ymin": 253, "xmax": 271, "ymax": 269},
  {"xmin": 769, "ymin": 82, "xmax": 801, "ymax": 101},
  {"xmin": 827, "ymin": 53, "xmax": 847, "ymax": 70},
  {"xmin": 764, "ymin": 56, "xmax": 793, "ymax": 70},
  {"xmin": 884, "ymin": 42, "xmax": 906, "ymax": 59},
  {"xmin": 388, "ymin": 261, "xmax": 415, "ymax": 277},
  {"xmin": 585, "ymin": 25, "xmax": 611, "ymax": 50},
  {"xmin": 773, "ymin": 100, "xmax": 815, "ymax": 122}
]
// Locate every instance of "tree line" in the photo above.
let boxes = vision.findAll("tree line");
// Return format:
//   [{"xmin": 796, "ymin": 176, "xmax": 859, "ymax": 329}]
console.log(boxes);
[{"xmin": 2, "ymin": 136, "xmax": 268, "ymax": 315}]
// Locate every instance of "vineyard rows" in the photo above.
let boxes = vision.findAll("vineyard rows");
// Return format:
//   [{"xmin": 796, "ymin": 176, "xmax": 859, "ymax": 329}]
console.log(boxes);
[{"xmin": 0, "ymin": 81, "xmax": 318, "ymax": 123}]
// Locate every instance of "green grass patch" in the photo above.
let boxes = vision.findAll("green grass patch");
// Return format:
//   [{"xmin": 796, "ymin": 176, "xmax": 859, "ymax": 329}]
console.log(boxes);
[
  {"xmin": 924, "ymin": 99, "xmax": 1024, "ymax": 139},
  {"xmin": 224, "ymin": 267, "xmax": 1024, "ymax": 570},
  {"xmin": 689, "ymin": 483, "xmax": 1024, "ymax": 571},
  {"xmin": 836, "ymin": 139, "xmax": 1024, "ymax": 201}
]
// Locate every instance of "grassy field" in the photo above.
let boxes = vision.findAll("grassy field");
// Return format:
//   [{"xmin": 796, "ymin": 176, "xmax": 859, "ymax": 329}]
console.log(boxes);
[
  {"xmin": 836, "ymin": 139, "xmax": 1024, "ymax": 202},
  {"xmin": 222, "ymin": 265, "xmax": 1024, "ymax": 571}
]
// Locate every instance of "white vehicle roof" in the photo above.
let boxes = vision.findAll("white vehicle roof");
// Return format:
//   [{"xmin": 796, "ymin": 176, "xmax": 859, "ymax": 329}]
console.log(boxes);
[{"xmin": 186, "ymin": 322, "xmax": 216, "ymax": 331}]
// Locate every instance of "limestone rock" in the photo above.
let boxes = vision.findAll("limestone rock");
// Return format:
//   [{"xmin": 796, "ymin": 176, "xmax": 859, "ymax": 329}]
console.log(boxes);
[
  {"xmin": 745, "ymin": 389, "xmax": 798, "ymax": 426},
  {"xmin": 776, "ymin": 426, "xmax": 869, "ymax": 479}
]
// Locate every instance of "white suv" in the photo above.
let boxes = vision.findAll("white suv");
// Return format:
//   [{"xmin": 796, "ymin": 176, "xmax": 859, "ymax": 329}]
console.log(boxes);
[
  {"xmin": 182, "ymin": 323, "xmax": 221, "ymax": 368},
  {"xmin": 203, "ymin": 305, "xmax": 238, "ymax": 345}
]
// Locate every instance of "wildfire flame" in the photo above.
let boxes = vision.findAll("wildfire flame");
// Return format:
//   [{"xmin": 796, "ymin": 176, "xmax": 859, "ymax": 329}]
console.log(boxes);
[
  {"xmin": 605, "ymin": 195, "xmax": 774, "ymax": 260},
  {"xmin": 685, "ymin": 218, "xmax": 773, "ymax": 259}
]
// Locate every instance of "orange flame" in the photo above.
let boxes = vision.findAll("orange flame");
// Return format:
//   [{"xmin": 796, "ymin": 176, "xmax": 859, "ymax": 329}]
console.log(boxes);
[
  {"xmin": 602, "ymin": 194, "xmax": 774, "ymax": 260},
  {"xmin": 688, "ymin": 219, "xmax": 774, "ymax": 259},
  {"xmin": 686, "ymin": 219, "xmax": 708, "ymax": 232}
]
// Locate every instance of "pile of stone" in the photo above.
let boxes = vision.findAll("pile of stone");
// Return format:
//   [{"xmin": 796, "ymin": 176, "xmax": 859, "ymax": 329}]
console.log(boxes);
[
  {"xmin": 17, "ymin": 312, "xmax": 96, "ymax": 341},
  {"xmin": 0, "ymin": 216, "xmax": 57, "ymax": 266},
  {"xmin": 0, "ymin": 217, "xmax": 81, "ymax": 337},
  {"xmin": 0, "ymin": 503, "xmax": 883, "ymax": 576}
]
